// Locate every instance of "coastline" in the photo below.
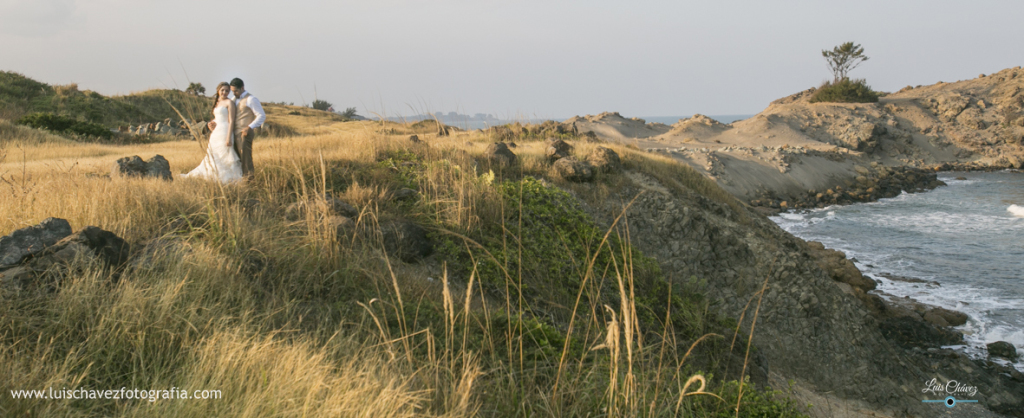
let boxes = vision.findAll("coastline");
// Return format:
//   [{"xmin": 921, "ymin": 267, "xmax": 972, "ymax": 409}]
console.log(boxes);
[{"xmin": 770, "ymin": 171, "xmax": 1024, "ymax": 371}]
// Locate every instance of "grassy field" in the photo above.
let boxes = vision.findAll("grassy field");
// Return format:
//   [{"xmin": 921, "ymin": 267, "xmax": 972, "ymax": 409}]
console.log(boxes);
[{"xmin": 0, "ymin": 103, "xmax": 806, "ymax": 417}]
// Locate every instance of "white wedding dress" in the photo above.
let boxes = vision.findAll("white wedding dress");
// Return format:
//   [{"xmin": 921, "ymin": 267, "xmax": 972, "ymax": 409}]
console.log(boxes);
[{"xmin": 181, "ymin": 105, "xmax": 243, "ymax": 183}]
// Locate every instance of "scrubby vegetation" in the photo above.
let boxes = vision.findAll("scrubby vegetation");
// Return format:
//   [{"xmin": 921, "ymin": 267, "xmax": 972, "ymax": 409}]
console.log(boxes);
[
  {"xmin": 311, "ymin": 99, "xmax": 332, "ymax": 111},
  {"xmin": 809, "ymin": 78, "xmax": 880, "ymax": 104},
  {"xmin": 16, "ymin": 112, "xmax": 113, "ymax": 140},
  {"xmin": 0, "ymin": 71, "xmax": 211, "ymax": 127},
  {"xmin": 0, "ymin": 88, "xmax": 807, "ymax": 416}
]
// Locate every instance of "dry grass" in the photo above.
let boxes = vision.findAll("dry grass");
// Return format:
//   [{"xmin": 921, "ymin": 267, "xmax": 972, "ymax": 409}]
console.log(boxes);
[{"xmin": 0, "ymin": 116, "xmax": 800, "ymax": 417}]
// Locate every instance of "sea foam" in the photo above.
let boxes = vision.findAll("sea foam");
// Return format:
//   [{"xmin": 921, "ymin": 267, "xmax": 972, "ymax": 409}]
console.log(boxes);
[{"xmin": 1009, "ymin": 204, "xmax": 1024, "ymax": 218}]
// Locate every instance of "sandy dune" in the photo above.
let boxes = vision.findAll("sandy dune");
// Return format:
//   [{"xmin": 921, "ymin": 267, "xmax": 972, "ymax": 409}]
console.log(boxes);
[{"xmin": 565, "ymin": 66, "xmax": 1024, "ymax": 205}]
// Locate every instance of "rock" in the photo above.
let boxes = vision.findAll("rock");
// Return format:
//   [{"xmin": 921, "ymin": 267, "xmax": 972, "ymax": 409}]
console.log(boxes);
[
  {"xmin": 545, "ymin": 139, "xmax": 573, "ymax": 161},
  {"xmin": 43, "ymin": 226, "xmax": 131, "ymax": 268},
  {"xmin": 804, "ymin": 241, "xmax": 876, "ymax": 292},
  {"xmin": 408, "ymin": 135, "xmax": 421, "ymax": 143},
  {"xmin": 587, "ymin": 146, "xmax": 622, "ymax": 173},
  {"xmin": 392, "ymin": 188, "xmax": 419, "ymax": 202},
  {"xmin": 0, "ymin": 218, "xmax": 73, "ymax": 268},
  {"xmin": 330, "ymin": 198, "xmax": 360, "ymax": 218},
  {"xmin": 380, "ymin": 220, "xmax": 432, "ymax": 262},
  {"xmin": 112, "ymin": 155, "xmax": 172, "ymax": 181},
  {"xmin": 1, "ymin": 226, "xmax": 130, "ymax": 293},
  {"xmin": 552, "ymin": 157, "xmax": 594, "ymax": 182},
  {"xmin": 328, "ymin": 216, "xmax": 354, "ymax": 235},
  {"xmin": 929, "ymin": 307, "xmax": 969, "ymax": 326},
  {"xmin": 987, "ymin": 341, "xmax": 1018, "ymax": 360},
  {"xmin": 922, "ymin": 310, "xmax": 950, "ymax": 327},
  {"xmin": 879, "ymin": 316, "xmax": 964, "ymax": 348},
  {"xmin": 484, "ymin": 142, "xmax": 517, "ymax": 166}
]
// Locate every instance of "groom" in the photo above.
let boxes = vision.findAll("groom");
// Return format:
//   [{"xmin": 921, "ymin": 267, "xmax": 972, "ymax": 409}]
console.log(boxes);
[{"xmin": 208, "ymin": 78, "xmax": 266, "ymax": 178}]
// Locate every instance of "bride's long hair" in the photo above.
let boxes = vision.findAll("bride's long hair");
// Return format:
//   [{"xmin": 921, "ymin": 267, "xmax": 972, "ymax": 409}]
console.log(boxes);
[{"xmin": 210, "ymin": 82, "xmax": 231, "ymax": 115}]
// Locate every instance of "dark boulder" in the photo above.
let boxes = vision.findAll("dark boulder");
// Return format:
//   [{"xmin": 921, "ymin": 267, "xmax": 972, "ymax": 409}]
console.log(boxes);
[
  {"xmin": 927, "ymin": 306, "xmax": 969, "ymax": 327},
  {"xmin": 0, "ymin": 225, "xmax": 130, "ymax": 293},
  {"xmin": 545, "ymin": 139, "xmax": 573, "ymax": 161},
  {"xmin": 552, "ymin": 157, "xmax": 594, "ymax": 182},
  {"xmin": 484, "ymin": 142, "xmax": 517, "ymax": 166},
  {"xmin": 0, "ymin": 217, "xmax": 72, "ymax": 268},
  {"xmin": 380, "ymin": 220, "xmax": 432, "ymax": 263},
  {"xmin": 805, "ymin": 241, "xmax": 876, "ymax": 292},
  {"xmin": 987, "ymin": 341, "xmax": 1019, "ymax": 360},
  {"xmin": 408, "ymin": 134, "xmax": 421, "ymax": 143},
  {"xmin": 587, "ymin": 146, "xmax": 622, "ymax": 173},
  {"xmin": 39, "ymin": 226, "xmax": 131, "ymax": 268},
  {"xmin": 112, "ymin": 155, "xmax": 172, "ymax": 180},
  {"xmin": 878, "ymin": 316, "xmax": 964, "ymax": 349}
]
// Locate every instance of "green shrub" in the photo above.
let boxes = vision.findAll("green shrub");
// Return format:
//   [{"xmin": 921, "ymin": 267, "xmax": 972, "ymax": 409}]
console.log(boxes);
[
  {"xmin": 16, "ymin": 112, "xmax": 113, "ymax": 139},
  {"xmin": 809, "ymin": 78, "xmax": 879, "ymax": 103},
  {"xmin": 311, "ymin": 99, "xmax": 332, "ymax": 111}
]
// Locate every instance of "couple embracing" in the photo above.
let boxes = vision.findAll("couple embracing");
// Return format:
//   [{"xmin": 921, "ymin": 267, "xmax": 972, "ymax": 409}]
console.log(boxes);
[{"xmin": 182, "ymin": 78, "xmax": 265, "ymax": 183}]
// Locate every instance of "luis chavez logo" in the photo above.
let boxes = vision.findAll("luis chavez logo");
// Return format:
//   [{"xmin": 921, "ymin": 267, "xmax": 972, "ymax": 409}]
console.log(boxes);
[{"xmin": 921, "ymin": 378, "xmax": 979, "ymax": 408}]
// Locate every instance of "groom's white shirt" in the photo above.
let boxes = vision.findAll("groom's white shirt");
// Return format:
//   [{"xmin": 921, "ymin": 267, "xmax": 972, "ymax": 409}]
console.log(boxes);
[{"xmin": 229, "ymin": 91, "xmax": 266, "ymax": 129}]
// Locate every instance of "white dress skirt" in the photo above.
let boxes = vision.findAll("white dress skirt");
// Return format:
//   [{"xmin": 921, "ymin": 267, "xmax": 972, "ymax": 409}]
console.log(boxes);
[{"xmin": 181, "ymin": 105, "xmax": 244, "ymax": 183}]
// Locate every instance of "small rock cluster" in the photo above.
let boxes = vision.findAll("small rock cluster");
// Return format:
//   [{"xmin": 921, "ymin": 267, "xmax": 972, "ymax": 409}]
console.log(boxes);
[
  {"xmin": 545, "ymin": 139, "xmax": 621, "ymax": 182},
  {"xmin": 117, "ymin": 119, "xmax": 199, "ymax": 137}
]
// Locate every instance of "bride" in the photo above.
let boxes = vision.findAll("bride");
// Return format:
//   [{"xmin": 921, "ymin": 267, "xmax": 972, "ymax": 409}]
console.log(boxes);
[{"xmin": 181, "ymin": 82, "xmax": 244, "ymax": 183}]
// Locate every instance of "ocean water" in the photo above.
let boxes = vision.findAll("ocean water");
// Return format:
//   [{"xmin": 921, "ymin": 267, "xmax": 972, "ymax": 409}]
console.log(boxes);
[{"xmin": 770, "ymin": 171, "xmax": 1024, "ymax": 371}]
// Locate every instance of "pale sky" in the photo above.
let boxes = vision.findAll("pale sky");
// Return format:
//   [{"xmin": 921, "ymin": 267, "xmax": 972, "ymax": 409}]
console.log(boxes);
[{"xmin": 2, "ymin": 0, "xmax": 1023, "ymax": 119}]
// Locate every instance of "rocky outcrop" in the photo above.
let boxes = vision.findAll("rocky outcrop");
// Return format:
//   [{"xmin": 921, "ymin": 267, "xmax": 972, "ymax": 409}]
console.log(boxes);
[
  {"xmin": 988, "ymin": 341, "xmax": 1019, "ymax": 361},
  {"xmin": 117, "ymin": 119, "xmax": 196, "ymax": 137},
  {"xmin": 112, "ymin": 155, "xmax": 172, "ymax": 181},
  {"xmin": 551, "ymin": 157, "xmax": 593, "ymax": 182},
  {"xmin": 380, "ymin": 220, "xmax": 432, "ymax": 263},
  {"xmin": 484, "ymin": 142, "xmax": 517, "ymax": 166},
  {"xmin": 804, "ymin": 241, "xmax": 876, "ymax": 292},
  {"xmin": 545, "ymin": 139, "xmax": 573, "ymax": 161},
  {"xmin": 0, "ymin": 221, "xmax": 130, "ymax": 293},
  {"xmin": 577, "ymin": 172, "xmax": 1024, "ymax": 417},
  {"xmin": 587, "ymin": 147, "xmax": 621, "ymax": 173},
  {"xmin": 0, "ymin": 217, "xmax": 72, "ymax": 268},
  {"xmin": 750, "ymin": 164, "xmax": 945, "ymax": 210}
]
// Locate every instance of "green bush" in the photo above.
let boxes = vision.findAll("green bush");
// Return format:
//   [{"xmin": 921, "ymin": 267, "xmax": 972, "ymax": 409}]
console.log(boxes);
[
  {"xmin": 16, "ymin": 112, "xmax": 113, "ymax": 139},
  {"xmin": 311, "ymin": 99, "xmax": 332, "ymax": 111},
  {"xmin": 809, "ymin": 78, "xmax": 879, "ymax": 103}
]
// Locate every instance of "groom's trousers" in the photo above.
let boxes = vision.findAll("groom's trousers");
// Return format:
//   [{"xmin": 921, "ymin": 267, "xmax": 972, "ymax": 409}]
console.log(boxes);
[{"xmin": 235, "ymin": 130, "xmax": 256, "ymax": 178}]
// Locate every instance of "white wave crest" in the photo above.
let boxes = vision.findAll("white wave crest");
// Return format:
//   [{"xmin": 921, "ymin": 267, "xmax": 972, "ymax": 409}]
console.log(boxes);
[{"xmin": 1009, "ymin": 205, "xmax": 1024, "ymax": 218}]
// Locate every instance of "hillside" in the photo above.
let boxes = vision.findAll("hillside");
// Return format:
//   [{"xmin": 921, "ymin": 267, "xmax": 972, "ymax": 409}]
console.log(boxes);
[{"xmin": 1, "ymin": 73, "xmax": 1022, "ymax": 417}]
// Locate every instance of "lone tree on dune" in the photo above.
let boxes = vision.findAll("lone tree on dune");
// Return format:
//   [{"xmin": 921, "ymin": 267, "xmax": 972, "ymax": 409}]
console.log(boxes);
[
  {"xmin": 185, "ymin": 82, "xmax": 206, "ymax": 96},
  {"xmin": 822, "ymin": 42, "xmax": 869, "ymax": 83},
  {"xmin": 341, "ymin": 107, "xmax": 358, "ymax": 118}
]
